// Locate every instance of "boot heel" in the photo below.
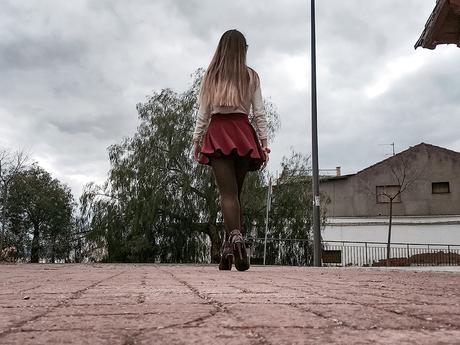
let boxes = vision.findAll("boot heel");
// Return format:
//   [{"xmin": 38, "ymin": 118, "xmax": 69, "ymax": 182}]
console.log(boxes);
[
  {"xmin": 219, "ymin": 242, "xmax": 233, "ymax": 270},
  {"xmin": 227, "ymin": 254, "xmax": 234, "ymax": 267},
  {"xmin": 233, "ymin": 242, "xmax": 249, "ymax": 272}
]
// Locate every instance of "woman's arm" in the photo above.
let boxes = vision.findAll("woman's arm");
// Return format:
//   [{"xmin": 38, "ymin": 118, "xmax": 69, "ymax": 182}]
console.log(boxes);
[
  {"xmin": 192, "ymin": 97, "xmax": 211, "ymax": 145},
  {"xmin": 251, "ymin": 81, "xmax": 269, "ymax": 148},
  {"xmin": 191, "ymin": 94, "xmax": 211, "ymax": 160}
]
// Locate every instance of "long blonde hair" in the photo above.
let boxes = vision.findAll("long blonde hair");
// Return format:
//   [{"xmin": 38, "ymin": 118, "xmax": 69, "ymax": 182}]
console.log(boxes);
[{"xmin": 200, "ymin": 29, "xmax": 256, "ymax": 108}]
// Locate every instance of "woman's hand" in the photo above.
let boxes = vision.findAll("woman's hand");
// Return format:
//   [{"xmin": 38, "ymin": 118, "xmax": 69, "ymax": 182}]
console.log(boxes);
[
  {"xmin": 260, "ymin": 139, "xmax": 270, "ymax": 169},
  {"xmin": 192, "ymin": 140, "xmax": 202, "ymax": 161}
]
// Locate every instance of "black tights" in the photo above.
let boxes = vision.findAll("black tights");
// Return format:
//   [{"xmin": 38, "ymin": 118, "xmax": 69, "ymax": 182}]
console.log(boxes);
[{"xmin": 211, "ymin": 154, "xmax": 250, "ymax": 238}]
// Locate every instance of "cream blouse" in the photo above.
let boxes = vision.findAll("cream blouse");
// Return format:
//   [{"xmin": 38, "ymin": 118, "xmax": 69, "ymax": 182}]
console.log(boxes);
[{"xmin": 192, "ymin": 70, "xmax": 268, "ymax": 143}]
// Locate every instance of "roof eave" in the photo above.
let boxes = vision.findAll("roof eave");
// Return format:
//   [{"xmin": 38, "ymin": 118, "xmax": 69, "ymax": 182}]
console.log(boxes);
[{"xmin": 415, "ymin": 0, "xmax": 460, "ymax": 50}]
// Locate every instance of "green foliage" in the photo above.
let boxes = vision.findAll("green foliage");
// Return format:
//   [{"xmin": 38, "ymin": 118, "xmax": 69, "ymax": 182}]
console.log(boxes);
[
  {"xmin": 0, "ymin": 149, "xmax": 28, "ymax": 251},
  {"xmin": 5, "ymin": 163, "xmax": 75, "ymax": 262}
]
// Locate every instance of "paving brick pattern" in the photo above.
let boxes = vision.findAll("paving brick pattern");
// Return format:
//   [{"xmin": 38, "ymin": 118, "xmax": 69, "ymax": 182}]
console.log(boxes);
[{"xmin": 0, "ymin": 264, "xmax": 459, "ymax": 344}]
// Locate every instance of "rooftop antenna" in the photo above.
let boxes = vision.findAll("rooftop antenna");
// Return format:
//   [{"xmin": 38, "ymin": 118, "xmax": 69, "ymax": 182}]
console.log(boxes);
[{"xmin": 378, "ymin": 142, "xmax": 395, "ymax": 156}]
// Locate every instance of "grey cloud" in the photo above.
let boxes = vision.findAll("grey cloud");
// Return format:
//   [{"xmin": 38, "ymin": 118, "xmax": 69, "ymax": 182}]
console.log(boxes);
[
  {"xmin": 0, "ymin": 37, "xmax": 87, "ymax": 71},
  {"xmin": 173, "ymin": 0, "xmax": 311, "ymax": 55},
  {"xmin": 0, "ymin": 0, "xmax": 458, "ymax": 199},
  {"xmin": 315, "ymin": 51, "xmax": 460, "ymax": 174}
]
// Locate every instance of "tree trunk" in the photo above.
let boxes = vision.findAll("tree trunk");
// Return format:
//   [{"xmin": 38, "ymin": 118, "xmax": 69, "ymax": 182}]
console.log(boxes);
[
  {"xmin": 31, "ymin": 221, "xmax": 40, "ymax": 263},
  {"xmin": 51, "ymin": 237, "xmax": 55, "ymax": 263},
  {"xmin": 0, "ymin": 188, "xmax": 5, "ymax": 250},
  {"xmin": 386, "ymin": 199, "xmax": 393, "ymax": 266},
  {"xmin": 0, "ymin": 216, "xmax": 4, "ymax": 250},
  {"xmin": 75, "ymin": 238, "xmax": 82, "ymax": 263}
]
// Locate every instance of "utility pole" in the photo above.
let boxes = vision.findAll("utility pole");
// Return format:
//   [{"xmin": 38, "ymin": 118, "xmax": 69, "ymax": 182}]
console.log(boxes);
[
  {"xmin": 311, "ymin": 0, "xmax": 321, "ymax": 267},
  {"xmin": 263, "ymin": 177, "xmax": 272, "ymax": 265}
]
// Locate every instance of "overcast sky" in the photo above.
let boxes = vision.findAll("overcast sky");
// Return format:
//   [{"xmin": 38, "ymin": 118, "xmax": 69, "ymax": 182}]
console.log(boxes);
[{"xmin": 1, "ymin": 0, "xmax": 459, "ymax": 201}]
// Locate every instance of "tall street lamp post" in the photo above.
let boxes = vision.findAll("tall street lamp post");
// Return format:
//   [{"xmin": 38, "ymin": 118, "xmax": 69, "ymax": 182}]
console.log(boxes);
[{"xmin": 311, "ymin": 0, "xmax": 321, "ymax": 267}]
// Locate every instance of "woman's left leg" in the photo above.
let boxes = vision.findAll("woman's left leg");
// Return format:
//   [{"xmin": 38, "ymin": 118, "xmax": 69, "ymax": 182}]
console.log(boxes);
[
  {"xmin": 210, "ymin": 156, "xmax": 241, "ymax": 235},
  {"xmin": 231, "ymin": 155, "xmax": 251, "ymax": 271},
  {"xmin": 235, "ymin": 156, "xmax": 250, "ymax": 199},
  {"xmin": 235, "ymin": 156, "xmax": 250, "ymax": 229},
  {"xmin": 210, "ymin": 155, "xmax": 242, "ymax": 270}
]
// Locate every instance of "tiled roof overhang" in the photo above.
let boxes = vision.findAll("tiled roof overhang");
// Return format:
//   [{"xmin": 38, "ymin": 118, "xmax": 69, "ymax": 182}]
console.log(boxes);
[{"xmin": 415, "ymin": 0, "xmax": 460, "ymax": 49}]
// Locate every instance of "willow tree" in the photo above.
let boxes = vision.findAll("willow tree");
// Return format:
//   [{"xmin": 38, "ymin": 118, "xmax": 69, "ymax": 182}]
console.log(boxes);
[{"xmin": 81, "ymin": 70, "xmax": 280, "ymax": 263}]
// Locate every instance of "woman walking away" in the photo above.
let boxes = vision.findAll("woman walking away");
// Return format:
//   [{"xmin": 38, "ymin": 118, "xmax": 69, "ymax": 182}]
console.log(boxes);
[{"xmin": 192, "ymin": 29, "xmax": 270, "ymax": 271}]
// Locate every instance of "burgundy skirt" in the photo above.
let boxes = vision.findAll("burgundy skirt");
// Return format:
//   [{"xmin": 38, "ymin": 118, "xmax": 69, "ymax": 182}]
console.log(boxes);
[{"xmin": 197, "ymin": 113, "xmax": 266, "ymax": 171}]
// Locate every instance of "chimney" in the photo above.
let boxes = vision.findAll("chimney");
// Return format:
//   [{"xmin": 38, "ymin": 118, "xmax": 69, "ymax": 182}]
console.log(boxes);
[{"xmin": 336, "ymin": 166, "xmax": 341, "ymax": 177}]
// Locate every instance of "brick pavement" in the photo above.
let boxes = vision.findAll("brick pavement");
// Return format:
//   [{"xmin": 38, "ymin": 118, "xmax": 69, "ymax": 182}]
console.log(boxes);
[{"xmin": 0, "ymin": 264, "xmax": 459, "ymax": 345}]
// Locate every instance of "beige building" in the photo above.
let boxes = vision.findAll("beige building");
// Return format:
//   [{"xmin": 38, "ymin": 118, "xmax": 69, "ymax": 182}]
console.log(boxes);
[
  {"xmin": 320, "ymin": 143, "xmax": 460, "ymax": 245},
  {"xmin": 321, "ymin": 143, "xmax": 460, "ymax": 217}
]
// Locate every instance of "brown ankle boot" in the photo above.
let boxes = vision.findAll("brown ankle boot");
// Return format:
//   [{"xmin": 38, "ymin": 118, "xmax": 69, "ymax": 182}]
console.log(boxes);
[
  {"xmin": 229, "ymin": 229, "xmax": 249, "ymax": 271},
  {"xmin": 219, "ymin": 241, "xmax": 233, "ymax": 270}
]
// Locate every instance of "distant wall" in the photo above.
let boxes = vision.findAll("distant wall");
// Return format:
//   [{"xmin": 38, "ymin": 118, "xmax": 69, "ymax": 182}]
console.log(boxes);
[{"xmin": 323, "ymin": 216, "xmax": 460, "ymax": 245}]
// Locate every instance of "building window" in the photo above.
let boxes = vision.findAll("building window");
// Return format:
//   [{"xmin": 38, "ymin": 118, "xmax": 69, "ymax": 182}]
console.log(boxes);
[
  {"xmin": 376, "ymin": 185, "xmax": 401, "ymax": 203},
  {"xmin": 432, "ymin": 182, "xmax": 450, "ymax": 194}
]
